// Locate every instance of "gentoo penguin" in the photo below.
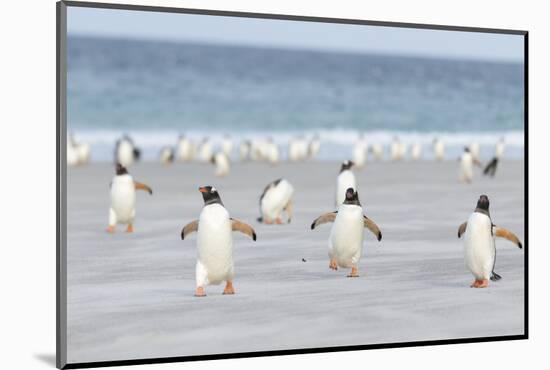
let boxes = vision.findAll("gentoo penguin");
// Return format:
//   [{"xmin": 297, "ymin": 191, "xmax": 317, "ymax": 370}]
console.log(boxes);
[
  {"xmin": 353, "ymin": 135, "xmax": 368, "ymax": 168},
  {"xmin": 311, "ymin": 187, "xmax": 382, "ymax": 277},
  {"xmin": 433, "ymin": 138, "xmax": 445, "ymax": 161},
  {"xmin": 457, "ymin": 195, "xmax": 522, "ymax": 288},
  {"xmin": 459, "ymin": 147, "xmax": 481, "ymax": 183},
  {"xmin": 198, "ymin": 138, "xmax": 212, "ymax": 162},
  {"xmin": 469, "ymin": 142, "xmax": 481, "ymax": 162},
  {"xmin": 370, "ymin": 143, "xmax": 384, "ymax": 161},
  {"xmin": 495, "ymin": 137, "xmax": 506, "ymax": 159},
  {"xmin": 308, "ymin": 134, "xmax": 321, "ymax": 159},
  {"xmin": 411, "ymin": 143, "xmax": 422, "ymax": 160},
  {"xmin": 115, "ymin": 135, "xmax": 141, "ymax": 167},
  {"xmin": 176, "ymin": 135, "xmax": 194, "ymax": 162},
  {"xmin": 336, "ymin": 160, "xmax": 356, "ymax": 206},
  {"xmin": 257, "ymin": 178, "xmax": 294, "ymax": 224},
  {"xmin": 484, "ymin": 138, "xmax": 505, "ymax": 177},
  {"xmin": 221, "ymin": 135, "xmax": 233, "ymax": 158},
  {"xmin": 180, "ymin": 186, "xmax": 257, "ymax": 297},
  {"xmin": 159, "ymin": 146, "xmax": 174, "ymax": 165},
  {"xmin": 390, "ymin": 137, "xmax": 406, "ymax": 161},
  {"xmin": 67, "ymin": 134, "xmax": 90, "ymax": 166},
  {"xmin": 239, "ymin": 140, "xmax": 251, "ymax": 161},
  {"xmin": 211, "ymin": 152, "xmax": 230, "ymax": 177},
  {"xmin": 67, "ymin": 136, "xmax": 79, "ymax": 167},
  {"xmin": 288, "ymin": 136, "xmax": 308, "ymax": 161},
  {"xmin": 265, "ymin": 138, "xmax": 279, "ymax": 165},
  {"xmin": 107, "ymin": 163, "xmax": 152, "ymax": 233}
]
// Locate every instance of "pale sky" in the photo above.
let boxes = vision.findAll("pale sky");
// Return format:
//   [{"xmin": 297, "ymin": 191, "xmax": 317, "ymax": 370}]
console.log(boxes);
[{"xmin": 67, "ymin": 6, "xmax": 524, "ymax": 63}]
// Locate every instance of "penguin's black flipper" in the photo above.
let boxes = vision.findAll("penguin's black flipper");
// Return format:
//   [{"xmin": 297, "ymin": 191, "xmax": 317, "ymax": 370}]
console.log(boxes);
[
  {"xmin": 133, "ymin": 148, "xmax": 142, "ymax": 161},
  {"xmin": 490, "ymin": 272, "xmax": 502, "ymax": 281}
]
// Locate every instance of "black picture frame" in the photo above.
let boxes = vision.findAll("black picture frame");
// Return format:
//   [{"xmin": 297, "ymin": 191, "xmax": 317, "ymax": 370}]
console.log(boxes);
[{"xmin": 56, "ymin": 1, "xmax": 528, "ymax": 368}]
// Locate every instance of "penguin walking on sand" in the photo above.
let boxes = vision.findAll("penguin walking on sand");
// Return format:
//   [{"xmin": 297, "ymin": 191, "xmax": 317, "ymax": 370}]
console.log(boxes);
[
  {"xmin": 159, "ymin": 146, "xmax": 174, "ymax": 165},
  {"xmin": 115, "ymin": 135, "xmax": 141, "ymax": 167},
  {"xmin": 353, "ymin": 135, "xmax": 368, "ymax": 168},
  {"xmin": 411, "ymin": 143, "xmax": 422, "ymax": 160},
  {"xmin": 221, "ymin": 135, "xmax": 233, "ymax": 158},
  {"xmin": 176, "ymin": 135, "xmax": 194, "ymax": 162},
  {"xmin": 239, "ymin": 140, "xmax": 251, "ymax": 161},
  {"xmin": 457, "ymin": 195, "xmax": 522, "ymax": 288},
  {"xmin": 370, "ymin": 143, "xmax": 384, "ymax": 161},
  {"xmin": 311, "ymin": 187, "xmax": 382, "ymax": 277},
  {"xmin": 180, "ymin": 186, "xmax": 257, "ymax": 297},
  {"xmin": 469, "ymin": 142, "xmax": 481, "ymax": 162},
  {"xmin": 211, "ymin": 152, "xmax": 230, "ymax": 177},
  {"xmin": 336, "ymin": 160, "xmax": 356, "ymax": 206},
  {"xmin": 459, "ymin": 147, "xmax": 481, "ymax": 183},
  {"xmin": 257, "ymin": 178, "xmax": 294, "ymax": 224},
  {"xmin": 308, "ymin": 134, "xmax": 321, "ymax": 159},
  {"xmin": 107, "ymin": 164, "xmax": 152, "ymax": 233},
  {"xmin": 198, "ymin": 138, "xmax": 213, "ymax": 162},
  {"xmin": 433, "ymin": 137, "xmax": 445, "ymax": 161},
  {"xmin": 483, "ymin": 138, "xmax": 505, "ymax": 177}
]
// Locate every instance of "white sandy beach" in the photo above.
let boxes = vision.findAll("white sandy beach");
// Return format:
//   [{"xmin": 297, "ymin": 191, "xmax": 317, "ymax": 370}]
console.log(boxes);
[{"xmin": 66, "ymin": 160, "xmax": 525, "ymax": 363}]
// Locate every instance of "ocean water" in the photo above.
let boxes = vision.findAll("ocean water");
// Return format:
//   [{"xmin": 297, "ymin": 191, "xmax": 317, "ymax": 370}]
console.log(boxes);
[{"xmin": 67, "ymin": 35, "xmax": 525, "ymax": 161}]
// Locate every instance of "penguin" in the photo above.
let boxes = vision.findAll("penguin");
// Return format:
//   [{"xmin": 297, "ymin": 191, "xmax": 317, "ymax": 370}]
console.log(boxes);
[
  {"xmin": 211, "ymin": 152, "xmax": 230, "ymax": 177},
  {"xmin": 257, "ymin": 178, "xmax": 294, "ymax": 224},
  {"xmin": 176, "ymin": 135, "xmax": 194, "ymax": 162},
  {"xmin": 459, "ymin": 147, "xmax": 481, "ymax": 183},
  {"xmin": 180, "ymin": 186, "xmax": 257, "ymax": 297},
  {"xmin": 288, "ymin": 136, "xmax": 308, "ymax": 161},
  {"xmin": 370, "ymin": 143, "xmax": 384, "ymax": 161},
  {"xmin": 107, "ymin": 163, "xmax": 152, "ymax": 233},
  {"xmin": 239, "ymin": 140, "xmax": 251, "ymax": 161},
  {"xmin": 457, "ymin": 195, "xmax": 522, "ymax": 288},
  {"xmin": 469, "ymin": 142, "xmax": 481, "ymax": 162},
  {"xmin": 411, "ymin": 143, "xmax": 422, "ymax": 160},
  {"xmin": 336, "ymin": 160, "xmax": 356, "ymax": 206},
  {"xmin": 353, "ymin": 135, "xmax": 368, "ymax": 168},
  {"xmin": 308, "ymin": 134, "xmax": 321, "ymax": 159},
  {"xmin": 67, "ymin": 134, "xmax": 90, "ymax": 166},
  {"xmin": 250, "ymin": 139, "xmax": 267, "ymax": 161},
  {"xmin": 159, "ymin": 146, "xmax": 174, "ymax": 165},
  {"xmin": 115, "ymin": 135, "xmax": 141, "ymax": 167},
  {"xmin": 221, "ymin": 135, "xmax": 233, "ymax": 158},
  {"xmin": 265, "ymin": 138, "xmax": 279, "ymax": 165},
  {"xmin": 67, "ymin": 135, "xmax": 79, "ymax": 167},
  {"xmin": 433, "ymin": 137, "xmax": 445, "ymax": 161},
  {"xmin": 198, "ymin": 138, "xmax": 212, "ymax": 162},
  {"xmin": 311, "ymin": 187, "xmax": 382, "ymax": 277},
  {"xmin": 495, "ymin": 137, "xmax": 506, "ymax": 159},
  {"xmin": 484, "ymin": 138, "xmax": 505, "ymax": 177},
  {"xmin": 390, "ymin": 137, "xmax": 406, "ymax": 161}
]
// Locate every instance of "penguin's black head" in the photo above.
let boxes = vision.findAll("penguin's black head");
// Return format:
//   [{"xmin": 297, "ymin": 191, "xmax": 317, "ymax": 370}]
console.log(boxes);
[
  {"xmin": 343, "ymin": 187, "xmax": 361, "ymax": 205},
  {"xmin": 464, "ymin": 147, "xmax": 470, "ymax": 153},
  {"xmin": 340, "ymin": 160, "xmax": 354, "ymax": 172},
  {"xmin": 115, "ymin": 163, "xmax": 128, "ymax": 175},
  {"xmin": 476, "ymin": 194, "xmax": 490, "ymax": 211},
  {"xmin": 199, "ymin": 186, "xmax": 223, "ymax": 206}
]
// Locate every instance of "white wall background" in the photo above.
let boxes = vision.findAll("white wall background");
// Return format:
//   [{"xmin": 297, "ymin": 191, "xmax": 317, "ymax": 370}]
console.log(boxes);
[{"xmin": 0, "ymin": 0, "xmax": 546, "ymax": 369}]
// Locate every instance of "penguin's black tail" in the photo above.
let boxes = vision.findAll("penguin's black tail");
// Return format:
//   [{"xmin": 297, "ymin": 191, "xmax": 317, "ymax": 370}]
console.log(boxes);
[{"xmin": 257, "ymin": 216, "xmax": 263, "ymax": 223}]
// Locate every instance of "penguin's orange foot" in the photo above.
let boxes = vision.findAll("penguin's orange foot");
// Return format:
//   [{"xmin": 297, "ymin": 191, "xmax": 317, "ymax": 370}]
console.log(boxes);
[
  {"xmin": 275, "ymin": 218, "xmax": 283, "ymax": 224},
  {"xmin": 223, "ymin": 281, "xmax": 235, "ymax": 295},
  {"xmin": 347, "ymin": 267, "xmax": 359, "ymax": 278},
  {"xmin": 471, "ymin": 279, "xmax": 488, "ymax": 288},
  {"xmin": 106, "ymin": 225, "xmax": 115, "ymax": 233},
  {"xmin": 126, "ymin": 224, "xmax": 134, "ymax": 233},
  {"xmin": 329, "ymin": 259, "xmax": 338, "ymax": 270},
  {"xmin": 195, "ymin": 287, "xmax": 206, "ymax": 297}
]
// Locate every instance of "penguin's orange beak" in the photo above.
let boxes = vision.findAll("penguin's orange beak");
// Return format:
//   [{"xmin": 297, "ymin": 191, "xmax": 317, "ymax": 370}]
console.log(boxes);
[{"xmin": 199, "ymin": 187, "xmax": 208, "ymax": 193}]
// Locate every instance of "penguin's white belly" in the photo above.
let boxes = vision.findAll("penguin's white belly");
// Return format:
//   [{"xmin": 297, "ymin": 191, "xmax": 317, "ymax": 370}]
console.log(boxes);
[
  {"xmin": 464, "ymin": 213, "xmax": 494, "ymax": 280},
  {"xmin": 460, "ymin": 155, "xmax": 473, "ymax": 180},
  {"xmin": 214, "ymin": 154, "xmax": 230, "ymax": 176},
  {"xmin": 117, "ymin": 142, "xmax": 134, "ymax": 167},
  {"xmin": 336, "ymin": 171, "xmax": 356, "ymax": 205},
  {"xmin": 496, "ymin": 143, "xmax": 505, "ymax": 158},
  {"xmin": 329, "ymin": 205, "xmax": 364, "ymax": 267},
  {"xmin": 111, "ymin": 179, "xmax": 136, "ymax": 223},
  {"xmin": 434, "ymin": 143, "xmax": 445, "ymax": 160},
  {"xmin": 197, "ymin": 205, "xmax": 234, "ymax": 285},
  {"xmin": 353, "ymin": 144, "xmax": 367, "ymax": 166},
  {"xmin": 261, "ymin": 180, "xmax": 293, "ymax": 220},
  {"xmin": 67, "ymin": 143, "xmax": 79, "ymax": 166}
]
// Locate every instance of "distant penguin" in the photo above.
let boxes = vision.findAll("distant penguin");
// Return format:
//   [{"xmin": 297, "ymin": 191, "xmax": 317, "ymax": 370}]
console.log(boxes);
[
  {"xmin": 265, "ymin": 138, "xmax": 279, "ymax": 165},
  {"xmin": 211, "ymin": 152, "xmax": 230, "ymax": 177},
  {"xmin": 469, "ymin": 142, "xmax": 481, "ymax": 161},
  {"xmin": 221, "ymin": 135, "xmax": 233, "ymax": 158},
  {"xmin": 198, "ymin": 138, "xmax": 212, "ymax": 162},
  {"xmin": 390, "ymin": 137, "xmax": 405, "ymax": 161},
  {"xmin": 257, "ymin": 178, "xmax": 294, "ymax": 224},
  {"xmin": 288, "ymin": 137, "xmax": 308, "ymax": 161},
  {"xmin": 67, "ymin": 135, "xmax": 79, "ymax": 167},
  {"xmin": 160, "ymin": 146, "xmax": 174, "ymax": 165},
  {"xmin": 115, "ymin": 135, "xmax": 140, "ymax": 167},
  {"xmin": 239, "ymin": 140, "xmax": 251, "ymax": 161},
  {"xmin": 176, "ymin": 135, "xmax": 194, "ymax": 162},
  {"xmin": 433, "ymin": 138, "xmax": 445, "ymax": 161},
  {"xmin": 180, "ymin": 186, "xmax": 257, "ymax": 297},
  {"xmin": 107, "ymin": 163, "xmax": 152, "ymax": 233},
  {"xmin": 250, "ymin": 139, "xmax": 266, "ymax": 161},
  {"xmin": 484, "ymin": 138, "xmax": 505, "ymax": 177},
  {"xmin": 308, "ymin": 134, "xmax": 321, "ymax": 159},
  {"xmin": 459, "ymin": 147, "xmax": 481, "ymax": 183},
  {"xmin": 411, "ymin": 143, "xmax": 422, "ymax": 160},
  {"xmin": 353, "ymin": 135, "xmax": 368, "ymax": 168},
  {"xmin": 457, "ymin": 195, "xmax": 522, "ymax": 288},
  {"xmin": 370, "ymin": 143, "xmax": 384, "ymax": 161},
  {"xmin": 311, "ymin": 187, "xmax": 382, "ymax": 277},
  {"xmin": 336, "ymin": 160, "xmax": 356, "ymax": 206}
]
